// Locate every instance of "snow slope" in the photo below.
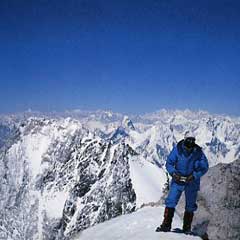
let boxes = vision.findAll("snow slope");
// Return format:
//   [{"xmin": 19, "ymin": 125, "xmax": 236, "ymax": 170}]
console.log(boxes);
[
  {"xmin": 129, "ymin": 157, "xmax": 166, "ymax": 208},
  {"xmin": 73, "ymin": 206, "xmax": 200, "ymax": 240}
]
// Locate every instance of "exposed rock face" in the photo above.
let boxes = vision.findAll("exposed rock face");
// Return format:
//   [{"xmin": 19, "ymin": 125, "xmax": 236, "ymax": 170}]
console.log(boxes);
[
  {"xmin": 175, "ymin": 159, "xmax": 240, "ymax": 240},
  {"xmin": 195, "ymin": 159, "xmax": 240, "ymax": 240},
  {"xmin": 60, "ymin": 140, "xmax": 136, "ymax": 238},
  {"xmin": 0, "ymin": 118, "xmax": 136, "ymax": 240}
]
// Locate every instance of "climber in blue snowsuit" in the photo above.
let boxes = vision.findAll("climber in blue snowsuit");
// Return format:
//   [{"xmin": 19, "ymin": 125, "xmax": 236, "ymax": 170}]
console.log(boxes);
[{"xmin": 156, "ymin": 131, "xmax": 209, "ymax": 233}]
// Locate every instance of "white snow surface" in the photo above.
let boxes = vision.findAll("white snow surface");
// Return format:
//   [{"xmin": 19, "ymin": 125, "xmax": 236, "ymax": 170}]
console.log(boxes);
[
  {"xmin": 43, "ymin": 190, "xmax": 69, "ymax": 219},
  {"xmin": 8, "ymin": 118, "xmax": 81, "ymax": 179},
  {"xmin": 73, "ymin": 206, "xmax": 200, "ymax": 240},
  {"xmin": 129, "ymin": 157, "xmax": 166, "ymax": 208}
]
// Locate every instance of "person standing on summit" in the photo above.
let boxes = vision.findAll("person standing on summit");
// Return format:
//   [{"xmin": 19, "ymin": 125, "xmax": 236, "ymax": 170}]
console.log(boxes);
[{"xmin": 156, "ymin": 131, "xmax": 209, "ymax": 234}]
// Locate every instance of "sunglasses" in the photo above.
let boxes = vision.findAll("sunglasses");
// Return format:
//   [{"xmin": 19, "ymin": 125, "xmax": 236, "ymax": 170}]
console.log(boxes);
[{"xmin": 185, "ymin": 137, "xmax": 196, "ymax": 144}]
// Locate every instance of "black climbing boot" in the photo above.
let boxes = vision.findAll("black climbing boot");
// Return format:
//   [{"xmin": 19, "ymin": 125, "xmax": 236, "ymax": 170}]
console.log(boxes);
[
  {"xmin": 156, "ymin": 207, "xmax": 175, "ymax": 232},
  {"xmin": 182, "ymin": 211, "xmax": 194, "ymax": 233}
]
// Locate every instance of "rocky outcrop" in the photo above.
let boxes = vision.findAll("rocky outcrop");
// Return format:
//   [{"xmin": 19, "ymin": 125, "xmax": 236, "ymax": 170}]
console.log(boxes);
[
  {"xmin": 196, "ymin": 159, "xmax": 240, "ymax": 240},
  {"xmin": 176, "ymin": 159, "xmax": 240, "ymax": 240}
]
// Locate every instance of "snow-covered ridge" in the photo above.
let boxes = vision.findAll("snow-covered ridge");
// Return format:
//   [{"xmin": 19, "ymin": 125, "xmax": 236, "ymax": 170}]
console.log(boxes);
[
  {"xmin": 0, "ymin": 109, "xmax": 239, "ymax": 239},
  {"xmin": 73, "ymin": 206, "xmax": 201, "ymax": 240}
]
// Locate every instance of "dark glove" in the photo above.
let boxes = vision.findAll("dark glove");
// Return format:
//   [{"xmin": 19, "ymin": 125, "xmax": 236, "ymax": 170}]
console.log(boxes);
[
  {"xmin": 172, "ymin": 173, "xmax": 181, "ymax": 183},
  {"xmin": 186, "ymin": 174, "xmax": 195, "ymax": 183}
]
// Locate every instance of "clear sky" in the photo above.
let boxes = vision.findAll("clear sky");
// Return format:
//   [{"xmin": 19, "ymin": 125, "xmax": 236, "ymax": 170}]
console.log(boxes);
[{"xmin": 1, "ymin": 0, "xmax": 240, "ymax": 115}]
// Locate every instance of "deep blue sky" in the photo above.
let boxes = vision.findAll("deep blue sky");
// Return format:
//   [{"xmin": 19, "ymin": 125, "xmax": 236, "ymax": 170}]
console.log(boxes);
[{"xmin": 1, "ymin": 0, "xmax": 240, "ymax": 115}]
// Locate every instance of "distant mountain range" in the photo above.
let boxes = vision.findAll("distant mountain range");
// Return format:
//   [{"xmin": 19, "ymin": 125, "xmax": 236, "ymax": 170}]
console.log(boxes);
[{"xmin": 0, "ymin": 109, "xmax": 239, "ymax": 240}]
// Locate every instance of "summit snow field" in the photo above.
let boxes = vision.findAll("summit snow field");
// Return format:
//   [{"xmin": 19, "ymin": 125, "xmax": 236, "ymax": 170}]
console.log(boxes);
[
  {"xmin": 73, "ymin": 206, "xmax": 200, "ymax": 240},
  {"xmin": 0, "ymin": 109, "xmax": 239, "ymax": 240}
]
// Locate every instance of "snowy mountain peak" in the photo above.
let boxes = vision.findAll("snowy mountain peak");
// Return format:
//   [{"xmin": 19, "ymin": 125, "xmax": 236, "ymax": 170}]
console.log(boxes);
[
  {"xmin": 110, "ymin": 126, "xmax": 129, "ymax": 143},
  {"xmin": 122, "ymin": 115, "xmax": 135, "ymax": 130},
  {"xmin": 0, "ymin": 109, "xmax": 239, "ymax": 240}
]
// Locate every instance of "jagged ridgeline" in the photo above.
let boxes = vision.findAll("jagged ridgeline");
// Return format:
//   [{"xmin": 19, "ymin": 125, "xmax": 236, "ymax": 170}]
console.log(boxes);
[
  {"xmin": 0, "ymin": 110, "xmax": 239, "ymax": 240},
  {"xmin": 0, "ymin": 117, "xmax": 137, "ymax": 240}
]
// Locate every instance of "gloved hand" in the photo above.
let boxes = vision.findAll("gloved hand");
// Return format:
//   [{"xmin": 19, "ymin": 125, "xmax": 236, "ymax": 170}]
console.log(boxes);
[
  {"xmin": 186, "ymin": 174, "xmax": 195, "ymax": 183},
  {"xmin": 172, "ymin": 173, "xmax": 181, "ymax": 183}
]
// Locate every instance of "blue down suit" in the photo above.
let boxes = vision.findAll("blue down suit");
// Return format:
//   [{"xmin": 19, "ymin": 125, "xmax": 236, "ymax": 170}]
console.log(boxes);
[{"xmin": 165, "ymin": 140, "xmax": 209, "ymax": 212}]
